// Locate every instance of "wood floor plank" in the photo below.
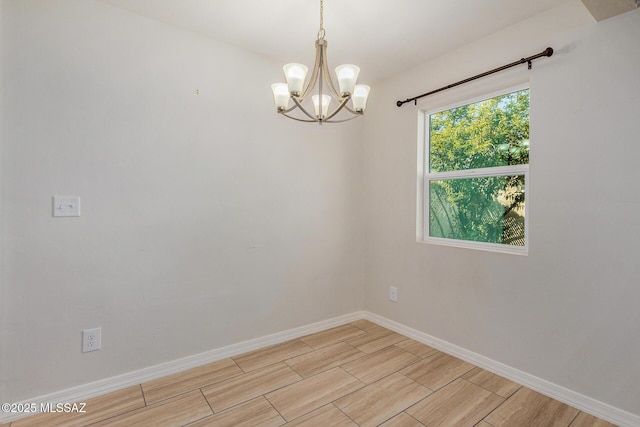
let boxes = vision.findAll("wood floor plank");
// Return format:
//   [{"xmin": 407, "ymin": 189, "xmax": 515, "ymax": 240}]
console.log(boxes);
[
  {"xmin": 346, "ymin": 327, "xmax": 408, "ymax": 354},
  {"xmin": 350, "ymin": 319, "xmax": 379, "ymax": 331},
  {"xmin": 378, "ymin": 412, "xmax": 426, "ymax": 427},
  {"xmin": 91, "ymin": 390, "xmax": 212, "ymax": 427},
  {"xmin": 485, "ymin": 387, "xmax": 580, "ymax": 427},
  {"xmin": 462, "ymin": 367, "xmax": 521, "ymax": 398},
  {"xmin": 141, "ymin": 358, "xmax": 242, "ymax": 405},
  {"xmin": 201, "ymin": 363, "xmax": 302, "ymax": 412},
  {"xmin": 406, "ymin": 378, "xmax": 504, "ymax": 427},
  {"xmin": 265, "ymin": 367, "xmax": 363, "ymax": 422},
  {"xmin": 569, "ymin": 412, "xmax": 618, "ymax": 427},
  {"xmin": 283, "ymin": 404, "xmax": 358, "ymax": 427},
  {"xmin": 342, "ymin": 346, "xmax": 420, "ymax": 384},
  {"xmin": 394, "ymin": 339, "xmax": 438, "ymax": 358},
  {"xmin": 335, "ymin": 372, "xmax": 431, "ymax": 427},
  {"xmin": 476, "ymin": 422, "xmax": 494, "ymax": 427},
  {"xmin": 299, "ymin": 325, "xmax": 366, "ymax": 349},
  {"xmin": 10, "ymin": 385, "xmax": 145, "ymax": 427},
  {"xmin": 284, "ymin": 342, "xmax": 365, "ymax": 378},
  {"xmin": 185, "ymin": 396, "xmax": 285, "ymax": 427},
  {"xmin": 400, "ymin": 351, "xmax": 474, "ymax": 390},
  {"xmin": 232, "ymin": 340, "xmax": 312, "ymax": 372}
]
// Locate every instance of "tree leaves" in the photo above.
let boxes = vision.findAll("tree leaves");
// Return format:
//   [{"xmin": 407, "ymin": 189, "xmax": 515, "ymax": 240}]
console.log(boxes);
[{"xmin": 430, "ymin": 90, "xmax": 529, "ymax": 172}]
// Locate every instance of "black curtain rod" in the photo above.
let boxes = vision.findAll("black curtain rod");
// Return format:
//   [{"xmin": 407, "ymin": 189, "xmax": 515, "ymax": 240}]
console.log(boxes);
[{"xmin": 396, "ymin": 47, "xmax": 553, "ymax": 107}]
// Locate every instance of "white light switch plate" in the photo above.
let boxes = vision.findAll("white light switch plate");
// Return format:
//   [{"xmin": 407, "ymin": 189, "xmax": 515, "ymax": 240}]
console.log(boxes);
[
  {"xmin": 390, "ymin": 286, "xmax": 398, "ymax": 302},
  {"xmin": 53, "ymin": 196, "xmax": 81, "ymax": 217}
]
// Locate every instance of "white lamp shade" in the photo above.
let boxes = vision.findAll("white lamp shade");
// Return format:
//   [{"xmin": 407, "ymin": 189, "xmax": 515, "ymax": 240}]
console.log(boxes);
[
  {"xmin": 271, "ymin": 83, "xmax": 290, "ymax": 110},
  {"xmin": 312, "ymin": 94, "xmax": 331, "ymax": 118},
  {"xmin": 352, "ymin": 84, "xmax": 370, "ymax": 112},
  {"xmin": 283, "ymin": 63, "xmax": 308, "ymax": 95},
  {"xmin": 335, "ymin": 64, "xmax": 360, "ymax": 96}
]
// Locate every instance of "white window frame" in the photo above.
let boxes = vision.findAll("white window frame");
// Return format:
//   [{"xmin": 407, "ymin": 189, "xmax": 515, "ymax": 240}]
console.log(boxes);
[{"xmin": 416, "ymin": 84, "xmax": 530, "ymax": 255}]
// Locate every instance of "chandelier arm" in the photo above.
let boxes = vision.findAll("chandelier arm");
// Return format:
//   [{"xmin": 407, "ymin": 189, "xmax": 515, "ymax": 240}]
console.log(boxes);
[
  {"xmin": 280, "ymin": 112, "xmax": 319, "ymax": 123},
  {"xmin": 291, "ymin": 96, "xmax": 318, "ymax": 121},
  {"xmin": 322, "ymin": 114, "xmax": 363, "ymax": 123},
  {"xmin": 320, "ymin": 46, "xmax": 341, "ymax": 98},
  {"xmin": 280, "ymin": 111, "xmax": 362, "ymax": 124},
  {"xmin": 318, "ymin": 43, "xmax": 324, "ymax": 108},
  {"xmin": 322, "ymin": 97, "xmax": 351, "ymax": 122},
  {"xmin": 301, "ymin": 41, "xmax": 323, "ymax": 99},
  {"xmin": 279, "ymin": 102, "xmax": 302, "ymax": 114},
  {"xmin": 342, "ymin": 104, "xmax": 362, "ymax": 115},
  {"xmin": 280, "ymin": 112, "xmax": 361, "ymax": 124}
]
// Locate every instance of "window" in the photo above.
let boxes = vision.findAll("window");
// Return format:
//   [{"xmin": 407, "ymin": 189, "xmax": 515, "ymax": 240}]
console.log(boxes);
[{"xmin": 419, "ymin": 86, "xmax": 529, "ymax": 254}]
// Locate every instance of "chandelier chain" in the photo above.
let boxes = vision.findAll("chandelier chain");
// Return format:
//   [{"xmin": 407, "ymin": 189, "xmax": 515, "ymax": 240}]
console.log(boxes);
[{"xmin": 318, "ymin": 0, "xmax": 325, "ymax": 40}]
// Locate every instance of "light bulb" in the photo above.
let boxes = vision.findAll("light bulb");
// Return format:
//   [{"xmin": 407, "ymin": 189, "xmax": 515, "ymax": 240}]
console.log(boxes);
[
  {"xmin": 352, "ymin": 85, "xmax": 370, "ymax": 112},
  {"xmin": 271, "ymin": 83, "xmax": 290, "ymax": 111},
  {"xmin": 283, "ymin": 63, "xmax": 308, "ymax": 96},
  {"xmin": 335, "ymin": 64, "xmax": 360, "ymax": 96},
  {"xmin": 312, "ymin": 94, "xmax": 331, "ymax": 118}
]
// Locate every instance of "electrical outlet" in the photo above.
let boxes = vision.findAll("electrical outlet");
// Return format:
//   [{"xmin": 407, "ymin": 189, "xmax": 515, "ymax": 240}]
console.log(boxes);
[
  {"xmin": 53, "ymin": 196, "xmax": 81, "ymax": 217},
  {"xmin": 82, "ymin": 327, "xmax": 101, "ymax": 352},
  {"xmin": 389, "ymin": 286, "xmax": 398, "ymax": 302}
]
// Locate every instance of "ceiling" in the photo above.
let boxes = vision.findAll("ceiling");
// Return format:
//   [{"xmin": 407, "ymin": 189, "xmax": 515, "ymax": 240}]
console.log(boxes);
[{"xmin": 99, "ymin": 0, "xmax": 581, "ymax": 84}]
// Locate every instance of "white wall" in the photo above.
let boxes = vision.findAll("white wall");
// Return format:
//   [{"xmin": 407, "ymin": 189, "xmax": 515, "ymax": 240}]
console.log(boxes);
[
  {"xmin": 0, "ymin": 0, "xmax": 364, "ymax": 402},
  {"xmin": 364, "ymin": 0, "xmax": 640, "ymax": 416}
]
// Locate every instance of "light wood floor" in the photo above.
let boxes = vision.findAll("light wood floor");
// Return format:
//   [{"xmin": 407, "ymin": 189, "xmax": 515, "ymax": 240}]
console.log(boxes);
[{"xmin": 5, "ymin": 320, "xmax": 617, "ymax": 427}]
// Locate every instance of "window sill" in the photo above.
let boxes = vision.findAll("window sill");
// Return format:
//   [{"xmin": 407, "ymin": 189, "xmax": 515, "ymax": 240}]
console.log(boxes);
[{"xmin": 417, "ymin": 237, "xmax": 528, "ymax": 256}]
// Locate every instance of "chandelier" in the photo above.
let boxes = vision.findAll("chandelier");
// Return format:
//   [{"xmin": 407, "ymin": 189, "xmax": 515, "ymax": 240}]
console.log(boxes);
[{"xmin": 270, "ymin": 0, "xmax": 370, "ymax": 124}]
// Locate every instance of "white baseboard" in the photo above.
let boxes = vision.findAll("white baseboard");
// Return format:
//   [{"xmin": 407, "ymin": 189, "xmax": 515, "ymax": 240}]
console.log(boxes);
[
  {"xmin": 364, "ymin": 312, "xmax": 640, "ymax": 427},
  {"xmin": 4, "ymin": 310, "xmax": 638, "ymax": 426},
  {"xmin": 0, "ymin": 311, "xmax": 365, "ymax": 423}
]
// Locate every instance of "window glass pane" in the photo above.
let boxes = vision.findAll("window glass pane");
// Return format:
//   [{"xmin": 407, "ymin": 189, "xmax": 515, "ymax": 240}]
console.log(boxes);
[
  {"xmin": 429, "ymin": 175, "xmax": 525, "ymax": 246},
  {"xmin": 429, "ymin": 89, "xmax": 529, "ymax": 173}
]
